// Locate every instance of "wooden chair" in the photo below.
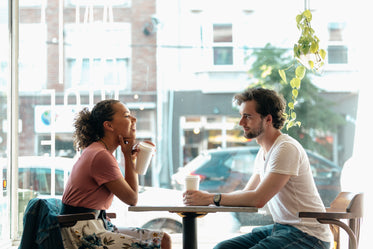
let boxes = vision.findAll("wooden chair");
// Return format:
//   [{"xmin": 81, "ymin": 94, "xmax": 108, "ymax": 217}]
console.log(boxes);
[
  {"xmin": 58, "ymin": 212, "xmax": 117, "ymax": 227},
  {"xmin": 299, "ymin": 192, "xmax": 363, "ymax": 249},
  {"xmin": 57, "ymin": 212, "xmax": 97, "ymax": 227}
]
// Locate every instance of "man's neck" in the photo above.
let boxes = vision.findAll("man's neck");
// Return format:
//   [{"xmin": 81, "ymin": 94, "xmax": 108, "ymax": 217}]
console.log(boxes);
[{"xmin": 256, "ymin": 129, "xmax": 282, "ymax": 154}]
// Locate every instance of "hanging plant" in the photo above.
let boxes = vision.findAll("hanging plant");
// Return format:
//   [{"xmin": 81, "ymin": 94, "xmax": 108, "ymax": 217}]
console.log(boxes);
[{"xmin": 279, "ymin": 9, "xmax": 326, "ymax": 130}]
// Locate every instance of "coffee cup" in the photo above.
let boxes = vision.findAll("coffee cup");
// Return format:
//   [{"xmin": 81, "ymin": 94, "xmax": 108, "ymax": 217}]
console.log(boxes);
[
  {"xmin": 135, "ymin": 141, "xmax": 155, "ymax": 175},
  {"xmin": 184, "ymin": 175, "xmax": 200, "ymax": 190}
]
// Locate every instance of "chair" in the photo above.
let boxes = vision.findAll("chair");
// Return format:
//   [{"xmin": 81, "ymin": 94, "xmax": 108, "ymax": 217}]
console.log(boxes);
[
  {"xmin": 58, "ymin": 211, "xmax": 116, "ymax": 227},
  {"xmin": 57, "ymin": 212, "xmax": 96, "ymax": 227},
  {"xmin": 19, "ymin": 198, "xmax": 116, "ymax": 249},
  {"xmin": 299, "ymin": 192, "xmax": 364, "ymax": 249}
]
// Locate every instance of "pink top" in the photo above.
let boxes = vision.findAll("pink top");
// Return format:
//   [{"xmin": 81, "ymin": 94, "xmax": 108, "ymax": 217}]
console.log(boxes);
[{"xmin": 62, "ymin": 142, "xmax": 123, "ymax": 210}]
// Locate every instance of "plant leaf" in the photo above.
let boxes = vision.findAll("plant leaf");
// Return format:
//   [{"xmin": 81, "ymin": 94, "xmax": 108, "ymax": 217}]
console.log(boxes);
[
  {"xmin": 319, "ymin": 49, "xmax": 326, "ymax": 60},
  {"xmin": 290, "ymin": 78, "xmax": 301, "ymax": 89},
  {"xmin": 310, "ymin": 41, "xmax": 318, "ymax": 54},
  {"xmin": 295, "ymin": 66, "xmax": 306, "ymax": 80},
  {"xmin": 296, "ymin": 14, "xmax": 302, "ymax": 25},
  {"xmin": 303, "ymin": 9, "xmax": 312, "ymax": 21},
  {"xmin": 288, "ymin": 102, "xmax": 294, "ymax": 110},
  {"xmin": 308, "ymin": 60, "xmax": 314, "ymax": 69},
  {"xmin": 292, "ymin": 89, "xmax": 298, "ymax": 98},
  {"xmin": 291, "ymin": 112, "xmax": 296, "ymax": 119},
  {"xmin": 286, "ymin": 120, "xmax": 294, "ymax": 130},
  {"xmin": 278, "ymin": 69, "xmax": 287, "ymax": 83}
]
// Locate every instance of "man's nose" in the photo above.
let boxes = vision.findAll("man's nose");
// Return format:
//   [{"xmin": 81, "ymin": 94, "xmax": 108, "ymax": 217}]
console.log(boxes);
[{"xmin": 239, "ymin": 117, "xmax": 245, "ymax": 126}]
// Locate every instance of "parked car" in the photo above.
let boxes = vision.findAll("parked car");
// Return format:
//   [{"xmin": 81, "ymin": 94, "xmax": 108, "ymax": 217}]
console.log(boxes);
[
  {"xmin": 1, "ymin": 156, "xmax": 76, "ymax": 236},
  {"xmin": 171, "ymin": 146, "xmax": 342, "ymax": 226},
  {"xmin": 1, "ymin": 156, "xmax": 76, "ymax": 198}
]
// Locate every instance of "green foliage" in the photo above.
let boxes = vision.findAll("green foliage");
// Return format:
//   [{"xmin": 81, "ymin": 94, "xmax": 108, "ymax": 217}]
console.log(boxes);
[
  {"xmin": 247, "ymin": 44, "xmax": 345, "ymax": 158},
  {"xmin": 294, "ymin": 9, "xmax": 326, "ymax": 65},
  {"xmin": 278, "ymin": 9, "xmax": 328, "ymax": 129}
]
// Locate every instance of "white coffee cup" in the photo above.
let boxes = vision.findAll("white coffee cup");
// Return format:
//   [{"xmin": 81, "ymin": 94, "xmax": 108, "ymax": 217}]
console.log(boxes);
[
  {"xmin": 135, "ymin": 142, "xmax": 155, "ymax": 175},
  {"xmin": 184, "ymin": 175, "xmax": 200, "ymax": 190}
]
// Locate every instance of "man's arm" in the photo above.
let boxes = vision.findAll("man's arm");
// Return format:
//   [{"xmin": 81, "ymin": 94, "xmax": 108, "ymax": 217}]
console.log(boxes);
[
  {"xmin": 184, "ymin": 172, "xmax": 290, "ymax": 208},
  {"xmin": 243, "ymin": 173, "xmax": 261, "ymax": 191},
  {"xmin": 221, "ymin": 172, "xmax": 290, "ymax": 207}
]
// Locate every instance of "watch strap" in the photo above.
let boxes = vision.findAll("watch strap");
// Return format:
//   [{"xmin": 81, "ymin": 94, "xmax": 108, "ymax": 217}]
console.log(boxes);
[{"xmin": 213, "ymin": 193, "xmax": 221, "ymax": 206}]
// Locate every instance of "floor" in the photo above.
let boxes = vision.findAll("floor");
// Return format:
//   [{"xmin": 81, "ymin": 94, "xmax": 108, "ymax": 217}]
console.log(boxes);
[{"xmin": 170, "ymin": 233, "xmax": 239, "ymax": 249}]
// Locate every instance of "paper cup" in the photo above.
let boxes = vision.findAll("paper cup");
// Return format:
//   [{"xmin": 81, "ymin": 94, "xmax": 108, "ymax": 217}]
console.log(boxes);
[
  {"xmin": 135, "ymin": 142, "xmax": 155, "ymax": 175},
  {"xmin": 184, "ymin": 175, "xmax": 200, "ymax": 190}
]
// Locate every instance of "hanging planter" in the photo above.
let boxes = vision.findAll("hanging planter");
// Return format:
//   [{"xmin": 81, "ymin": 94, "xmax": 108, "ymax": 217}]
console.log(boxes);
[
  {"xmin": 296, "ymin": 52, "xmax": 324, "ymax": 72},
  {"xmin": 279, "ymin": 9, "xmax": 326, "ymax": 130},
  {"xmin": 293, "ymin": 9, "xmax": 326, "ymax": 72}
]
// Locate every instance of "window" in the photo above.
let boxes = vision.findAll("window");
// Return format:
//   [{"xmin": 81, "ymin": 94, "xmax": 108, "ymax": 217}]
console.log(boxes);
[
  {"xmin": 66, "ymin": 0, "xmax": 131, "ymax": 7},
  {"xmin": 65, "ymin": 58, "xmax": 129, "ymax": 88},
  {"xmin": 2, "ymin": 0, "xmax": 370, "ymax": 247},
  {"xmin": 327, "ymin": 22, "xmax": 348, "ymax": 64},
  {"xmin": 213, "ymin": 24, "xmax": 233, "ymax": 65},
  {"xmin": 0, "ymin": 1, "xmax": 9, "ymax": 246},
  {"xmin": 19, "ymin": 24, "xmax": 47, "ymax": 92}
]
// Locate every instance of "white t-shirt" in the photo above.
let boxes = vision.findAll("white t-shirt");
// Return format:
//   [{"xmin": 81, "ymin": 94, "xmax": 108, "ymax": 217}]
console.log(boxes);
[{"xmin": 254, "ymin": 134, "xmax": 333, "ymax": 243}]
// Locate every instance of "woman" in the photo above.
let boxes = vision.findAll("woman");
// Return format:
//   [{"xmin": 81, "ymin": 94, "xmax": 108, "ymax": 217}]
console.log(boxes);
[{"xmin": 61, "ymin": 99, "xmax": 171, "ymax": 249}]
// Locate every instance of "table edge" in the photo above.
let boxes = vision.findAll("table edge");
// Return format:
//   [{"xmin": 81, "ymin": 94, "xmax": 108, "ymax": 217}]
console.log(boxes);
[{"xmin": 128, "ymin": 205, "xmax": 258, "ymax": 213}]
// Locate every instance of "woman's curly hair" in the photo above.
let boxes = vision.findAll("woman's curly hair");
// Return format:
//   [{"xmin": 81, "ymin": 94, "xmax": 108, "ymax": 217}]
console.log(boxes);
[
  {"xmin": 234, "ymin": 87, "xmax": 286, "ymax": 129},
  {"xmin": 73, "ymin": 99, "xmax": 120, "ymax": 151}
]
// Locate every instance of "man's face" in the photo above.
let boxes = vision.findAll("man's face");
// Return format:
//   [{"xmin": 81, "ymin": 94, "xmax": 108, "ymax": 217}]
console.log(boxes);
[{"xmin": 238, "ymin": 100, "xmax": 265, "ymax": 139}]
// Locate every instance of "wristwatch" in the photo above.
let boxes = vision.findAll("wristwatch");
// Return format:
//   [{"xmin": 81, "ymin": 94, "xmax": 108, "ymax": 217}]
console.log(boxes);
[{"xmin": 213, "ymin": 193, "xmax": 221, "ymax": 206}]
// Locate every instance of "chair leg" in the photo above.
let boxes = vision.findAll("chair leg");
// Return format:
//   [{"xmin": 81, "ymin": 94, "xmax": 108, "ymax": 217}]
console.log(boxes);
[
  {"xmin": 330, "ymin": 224, "xmax": 339, "ymax": 249},
  {"xmin": 318, "ymin": 218, "xmax": 357, "ymax": 249},
  {"xmin": 349, "ymin": 218, "xmax": 360, "ymax": 249}
]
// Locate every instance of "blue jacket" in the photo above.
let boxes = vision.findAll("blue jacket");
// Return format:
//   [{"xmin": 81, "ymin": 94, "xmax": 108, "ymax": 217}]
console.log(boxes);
[{"xmin": 19, "ymin": 198, "xmax": 64, "ymax": 249}]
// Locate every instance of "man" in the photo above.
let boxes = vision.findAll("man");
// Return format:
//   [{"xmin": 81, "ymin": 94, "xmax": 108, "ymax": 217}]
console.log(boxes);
[{"xmin": 183, "ymin": 88, "xmax": 332, "ymax": 249}]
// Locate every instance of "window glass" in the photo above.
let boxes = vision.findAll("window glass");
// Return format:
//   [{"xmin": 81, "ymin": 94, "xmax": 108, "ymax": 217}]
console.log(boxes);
[
  {"xmin": 3, "ymin": 0, "xmax": 368, "ymax": 246},
  {"xmin": 0, "ymin": 0, "xmax": 9, "ymax": 244},
  {"xmin": 213, "ymin": 47, "xmax": 233, "ymax": 65},
  {"xmin": 213, "ymin": 24, "xmax": 233, "ymax": 65},
  {"xmin": 213, "ymin": 24, "xmax": 232, "ymax": 43},
  {"xmin": 328, "ymin": 22, "xmax": 348, "ymax": 64}
]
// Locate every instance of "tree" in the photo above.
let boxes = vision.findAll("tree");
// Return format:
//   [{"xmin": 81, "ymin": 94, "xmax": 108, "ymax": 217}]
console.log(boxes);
[{"xmin": 247, "ymin": 43, "xmax": 345, "ymax": 159}]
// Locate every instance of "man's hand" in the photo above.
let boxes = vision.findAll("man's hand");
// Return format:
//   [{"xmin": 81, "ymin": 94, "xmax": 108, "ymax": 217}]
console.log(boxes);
[{"xmin": 183, "ymin": 190, "xmax": 213, "ymax": 206}]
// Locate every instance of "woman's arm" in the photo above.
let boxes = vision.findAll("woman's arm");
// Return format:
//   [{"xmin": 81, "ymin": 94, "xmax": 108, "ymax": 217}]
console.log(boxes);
[
  {"xmin": 105, "ymin": 135, "xmax": 139, "ymax": 206},
  {"xmin": 105, "ymin": 177, "xmax": 138, "ymax": 206}
]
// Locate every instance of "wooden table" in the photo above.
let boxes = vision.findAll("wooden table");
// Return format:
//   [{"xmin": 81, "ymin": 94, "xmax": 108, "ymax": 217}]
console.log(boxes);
[{"xmin": 128, "ymin": 205, "xmax": 258, "ymax": 249}]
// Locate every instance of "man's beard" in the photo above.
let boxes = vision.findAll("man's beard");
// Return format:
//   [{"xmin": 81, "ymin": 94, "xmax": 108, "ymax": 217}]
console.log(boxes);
[{"xmin": 243, "ymin": 122, "xmax": 264, "ymax": 139}]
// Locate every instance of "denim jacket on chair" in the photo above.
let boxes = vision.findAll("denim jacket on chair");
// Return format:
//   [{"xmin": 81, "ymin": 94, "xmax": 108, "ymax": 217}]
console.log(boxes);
[{"xmin": 19, "ymin": 198, "xmax": 64, "ymax": 249}]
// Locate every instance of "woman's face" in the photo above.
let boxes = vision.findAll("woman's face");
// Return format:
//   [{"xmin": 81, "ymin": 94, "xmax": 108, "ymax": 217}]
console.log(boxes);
[{"xmin": 110, "ymin": 102, "xmax": 137, "ymax": 139}]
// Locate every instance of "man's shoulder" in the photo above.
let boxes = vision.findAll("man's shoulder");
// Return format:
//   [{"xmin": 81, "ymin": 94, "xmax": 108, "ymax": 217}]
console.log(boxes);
[{"xmin": 275, "ymin": 134, "xmax": 305, "ymax": 154}]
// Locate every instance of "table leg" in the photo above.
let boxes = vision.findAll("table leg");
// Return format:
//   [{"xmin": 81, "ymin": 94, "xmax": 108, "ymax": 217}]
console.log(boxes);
[{"xmin": 182, "ymin": 213, "xmax": 199, "ymax": 249}]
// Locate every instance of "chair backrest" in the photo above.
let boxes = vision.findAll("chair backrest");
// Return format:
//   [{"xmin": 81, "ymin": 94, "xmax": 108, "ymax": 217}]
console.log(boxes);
[
  {"xmin": 58, "ymin": 212, "xmax": 96, "ymax": 227},
  {"xmin": 329, "ymin": 192, "xmax": 364, "ymax": 217},
  {"xmin": 329, "ymin": 192, "xmax": 364, "ymax": 249}
]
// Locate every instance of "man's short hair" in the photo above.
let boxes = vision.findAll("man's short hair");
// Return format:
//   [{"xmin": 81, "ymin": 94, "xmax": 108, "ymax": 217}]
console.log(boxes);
[{"xmin": 234, "ymin": 87, "xmax": 286, "ymax": 129}]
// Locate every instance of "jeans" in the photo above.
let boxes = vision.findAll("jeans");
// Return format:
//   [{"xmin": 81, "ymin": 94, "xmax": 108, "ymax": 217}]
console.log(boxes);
[{"xmin": 213, "ymin": 223, "xmax": 331, "ymax": 249}]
